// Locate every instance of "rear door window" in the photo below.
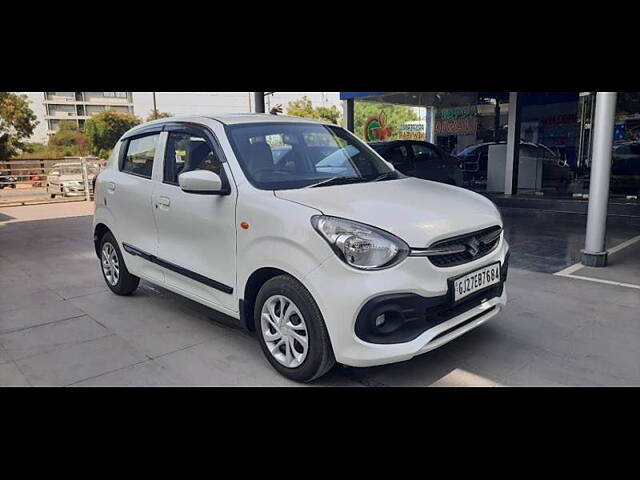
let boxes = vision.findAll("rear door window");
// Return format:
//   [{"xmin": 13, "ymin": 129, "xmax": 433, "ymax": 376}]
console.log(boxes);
[{"xmin": 122, "ymin": 134, "xmax": 159, "ymax": 179}]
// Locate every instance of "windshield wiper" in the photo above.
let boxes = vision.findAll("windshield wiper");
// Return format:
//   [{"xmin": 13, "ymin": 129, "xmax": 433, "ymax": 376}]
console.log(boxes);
[
  {"xmin": 307, "ymin": 176, "xmax": 366, "ymax": 188},
  {"xmin": 372, "ymin": 172, "xmax": 397, "ymax": 182}
]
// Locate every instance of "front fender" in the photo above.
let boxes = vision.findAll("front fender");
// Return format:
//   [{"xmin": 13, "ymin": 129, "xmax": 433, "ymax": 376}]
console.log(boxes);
[{"xmin": 235, "ymin": 188, "xmax": 332, "ymax": 300}]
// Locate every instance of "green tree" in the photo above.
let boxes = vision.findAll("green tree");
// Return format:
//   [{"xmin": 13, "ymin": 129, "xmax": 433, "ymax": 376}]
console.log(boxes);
[
  {"xmin": 315, "ymin": 105, "xmax": 341, "ymax": 125},
  {"xmin": 84, "ymin": 110, "xmax": 141, "ymax": 158},
  {"xmin": 0, "ymin": 92, "xmax": 38, "ymax": 160},
  {"xmin": 48, "ymin": 121, "xmax": 91, "ymax": 156},
  {"xmin": 354, "ymin": 101, "xmax": 419, "ymax": 141},
  {"xmin": 15, "ymin": 142, "xmax": 61, "ymax": 159},
  {"xmin": 286, "ymin": 96, "xmax": 316, "ymax": 119},
  {"xmin": 286, "ymin": 96, "xmax": 342, "ymax": 125},
  {"xmin": 146, "ymin": 109, "xmax": 172, "ymax": 122}
]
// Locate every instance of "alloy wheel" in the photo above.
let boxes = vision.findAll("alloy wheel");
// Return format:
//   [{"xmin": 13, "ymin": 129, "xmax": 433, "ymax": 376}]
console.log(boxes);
[
  {"xmin": 101, "ymin": 242, "xmax": 120, "ymax": 286},
  {"xmin": 260, "ymin": 295, "xmax": 309, "ymax": 368}
]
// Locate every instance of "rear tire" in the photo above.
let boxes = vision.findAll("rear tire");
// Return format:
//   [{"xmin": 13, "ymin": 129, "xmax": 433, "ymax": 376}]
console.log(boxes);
[
  {"xmin": 99, "ymin": 232, "xmax": 140, "ymax": 295},
  {"xmin": 255, "ymin": 274, "xmax": 335, "ymax": 383}
]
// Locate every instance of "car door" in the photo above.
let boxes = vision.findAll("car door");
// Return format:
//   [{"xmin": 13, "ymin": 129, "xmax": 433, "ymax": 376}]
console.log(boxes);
[
  {"xmin": 152, "ymin": 123, "xmax": 238, "ymax": 312},
  {"xmin": 106, "ymin": 129, "xmax": 164, "ymax": 283}
]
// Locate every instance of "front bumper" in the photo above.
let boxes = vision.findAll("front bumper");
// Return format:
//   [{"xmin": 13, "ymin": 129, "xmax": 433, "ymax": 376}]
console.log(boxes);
[
  {"xmin": 304, "ymin": 238, "xmax": 509, "ymax": 368},
  {"xmin": 62, "ymin": 185, "xmax": 86, "ymax": 196}
]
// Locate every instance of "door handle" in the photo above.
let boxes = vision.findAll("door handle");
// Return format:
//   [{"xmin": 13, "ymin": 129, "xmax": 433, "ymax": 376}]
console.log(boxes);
[{"xmin": 158, "ymin": 196, "xmax": 171, "ymax": 207}]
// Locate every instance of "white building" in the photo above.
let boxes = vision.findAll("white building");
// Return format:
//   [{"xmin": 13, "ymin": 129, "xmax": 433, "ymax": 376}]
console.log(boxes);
[{"xmin": 22, "ymin": 92, "xmax": 135, "ymax": 143}]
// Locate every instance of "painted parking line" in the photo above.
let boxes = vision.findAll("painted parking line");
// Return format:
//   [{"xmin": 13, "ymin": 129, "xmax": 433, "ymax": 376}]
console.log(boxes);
[
  {"xmin": 554, "ymin": 274, "xmax": 640, "ymax": 290},
  {"xmin": 554, "ymin": 234, "xmax": 640, "ymax": 290}
]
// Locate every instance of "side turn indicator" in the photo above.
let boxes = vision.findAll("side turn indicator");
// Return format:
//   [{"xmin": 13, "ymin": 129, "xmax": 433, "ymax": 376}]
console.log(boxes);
[{"xmin": 240, "ymin": 222, "xmax": 250, "ymax": 230}]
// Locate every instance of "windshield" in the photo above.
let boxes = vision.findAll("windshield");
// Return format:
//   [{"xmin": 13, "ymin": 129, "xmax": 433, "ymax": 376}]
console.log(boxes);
[
  {"xmin": 227, "ymin": 123, "xmax": 398, "ymax": 190},
  {"xmin": 52, "ymin": 165, "xmax": 83, "ymax": 175}
]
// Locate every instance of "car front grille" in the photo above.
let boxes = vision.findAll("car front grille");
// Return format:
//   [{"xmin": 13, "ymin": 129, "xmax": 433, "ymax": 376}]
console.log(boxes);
[{"xmin": 423, "ymin": 225, "xmax": 502, "ymax": 268}]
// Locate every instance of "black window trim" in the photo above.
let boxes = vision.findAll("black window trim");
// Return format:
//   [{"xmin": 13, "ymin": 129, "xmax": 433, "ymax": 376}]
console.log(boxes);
[{"xmin": 119, "ymin": 131, "xmax": 162, "ymax": 180}]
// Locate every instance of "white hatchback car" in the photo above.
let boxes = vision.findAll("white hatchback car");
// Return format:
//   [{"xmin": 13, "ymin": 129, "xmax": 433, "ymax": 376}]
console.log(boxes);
[{"xmin": 93, "ymin": 114, "xmax": 509, "ymax": 382}]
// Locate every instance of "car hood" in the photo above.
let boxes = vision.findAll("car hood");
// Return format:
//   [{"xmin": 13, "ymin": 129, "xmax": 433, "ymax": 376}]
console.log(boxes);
[
  {"xmin": 49, "ymin": 175, "xmax": 84, "ymax": 183},
  {"xmin": 274, "ymin": 177, "xmax": 502, "ymax": 247}
]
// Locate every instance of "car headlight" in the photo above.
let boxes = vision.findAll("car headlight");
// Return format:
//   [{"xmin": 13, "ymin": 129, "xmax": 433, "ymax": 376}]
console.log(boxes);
[{"xmin": 311, "ymin": 215, "xmax": 409, "ymax": 270}]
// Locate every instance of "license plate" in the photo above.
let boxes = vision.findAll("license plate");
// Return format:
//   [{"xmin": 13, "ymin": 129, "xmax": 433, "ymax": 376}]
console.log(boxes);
[{"xmin": 453, "ymin": 262, "xmax": 501, "ymax": 302}]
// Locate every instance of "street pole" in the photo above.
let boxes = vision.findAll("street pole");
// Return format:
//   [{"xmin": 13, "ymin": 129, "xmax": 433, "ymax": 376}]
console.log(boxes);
[
  {"xmin": 81, "ymin": 157, "xmax": 90, "ymax": 202},
  {"xmin": 254, "ymin": 92, "xmax": 265, "ymax": 113},
  {"xmin": 582, "ymin": 92, "xmax": 617, "ymax": 267},
  {"xmin": 152, "ymin": 92, "xmax": 157, "ymax": 119}
]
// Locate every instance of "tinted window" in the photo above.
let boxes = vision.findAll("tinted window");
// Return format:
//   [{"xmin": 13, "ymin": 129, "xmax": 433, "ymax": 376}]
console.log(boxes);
[
  {"xmin": 412, "ymin": 143, "xmax": 439, "ymax": 162},
  {"xmin": 122, "ymin": 134, "xmax": 159, "ymax": 178},
  {"xmin": 164, "ymin": 132, "xmax": 221, "ymax": 185},
  {"xmin": 629, "ymin": 144, "xmax": 640, "ymax": 156},
  {"xmin": 385, "ymin": 146, "xmax": 409, "ymax": 164}
]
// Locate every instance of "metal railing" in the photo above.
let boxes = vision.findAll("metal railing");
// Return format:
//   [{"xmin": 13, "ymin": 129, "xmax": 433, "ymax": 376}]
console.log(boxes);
[{"xmin": 0, "ymin": 156, "xmax": 105, "ymax": 205}]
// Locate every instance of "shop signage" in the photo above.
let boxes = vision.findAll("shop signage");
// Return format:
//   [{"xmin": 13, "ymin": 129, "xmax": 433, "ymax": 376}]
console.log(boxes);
[
  {"xmin": 398, "ymin": 122, "xmax": 426, "ymax": 140},
  {"xmin": 435, "ymin": 106, "xmax": 477, "ymax": 135},
  {"xmin": 364, "ymin": 113, "xmax": 393, "ymax": 141}
]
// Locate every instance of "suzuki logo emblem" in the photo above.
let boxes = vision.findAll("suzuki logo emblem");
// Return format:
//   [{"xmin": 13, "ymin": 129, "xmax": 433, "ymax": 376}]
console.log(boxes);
[{"xmin": 466, "ymin": 237, "xmax": 481, "ymax": 257}]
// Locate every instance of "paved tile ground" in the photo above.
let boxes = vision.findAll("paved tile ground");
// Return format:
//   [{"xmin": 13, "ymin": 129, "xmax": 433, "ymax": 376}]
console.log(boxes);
[
  {"xmin": 568, "ymin": 239, "xmax": 640, "ymax": 287},
  {"xmin": 1, "ymin": 202, "xmax": 639, "ymax": 386}
]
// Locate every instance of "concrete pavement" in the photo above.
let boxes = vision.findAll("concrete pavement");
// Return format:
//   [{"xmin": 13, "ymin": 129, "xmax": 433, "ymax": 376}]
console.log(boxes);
[{"xmin": 1, "ymin": 202, "xmax": 639, "ymax": 386}]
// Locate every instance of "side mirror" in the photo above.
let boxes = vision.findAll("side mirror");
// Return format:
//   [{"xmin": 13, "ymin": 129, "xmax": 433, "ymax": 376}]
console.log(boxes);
[{"xmin": 178, "ymin": 170, "xmax": 225, "ymax": 195}]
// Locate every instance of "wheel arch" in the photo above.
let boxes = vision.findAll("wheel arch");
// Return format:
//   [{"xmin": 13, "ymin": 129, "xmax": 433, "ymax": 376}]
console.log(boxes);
[
  {"xmin": 239, "ymin": 267, "xmax": 291, "ymax": 331},
  {"xmin": 93, "ymin": 223, "xmax": 112, "ymax": 258}
]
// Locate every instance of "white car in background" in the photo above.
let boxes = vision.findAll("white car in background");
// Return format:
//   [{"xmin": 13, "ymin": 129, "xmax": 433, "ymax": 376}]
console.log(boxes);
[
  {"xmin": 47, "ymin": 162, "xmax": 99, "ymax": 198},
  {"xmin": 93, "ymin": 114, "xmax": 509, "ymax": 382}
]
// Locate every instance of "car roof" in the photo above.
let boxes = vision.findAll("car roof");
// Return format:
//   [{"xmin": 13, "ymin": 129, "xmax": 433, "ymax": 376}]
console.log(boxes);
[
  {"xmin": 123, "ymin": 113, "xmax": 336, "ymax": 139},
  {"xmin": 203, "ymin": 113, "xmax": 332, "ymax": 126}
]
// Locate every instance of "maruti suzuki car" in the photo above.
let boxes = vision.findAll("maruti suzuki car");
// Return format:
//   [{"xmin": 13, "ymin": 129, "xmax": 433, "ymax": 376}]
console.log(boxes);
[{"xmin": 93, "ymin": 114, "xmax": 509, "ymax": 382}]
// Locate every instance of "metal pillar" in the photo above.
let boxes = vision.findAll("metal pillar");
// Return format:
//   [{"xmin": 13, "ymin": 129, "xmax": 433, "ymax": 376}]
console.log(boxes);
[
  {"xmin": 494, "ymin": 97, "xmax": 501, "ymax": 142},
  {"xmin": 254, "ymin": 92, "xmax": 265, "ymax": 113},
  {"xmin": 581, "ymin": 92, "xmax": 618, "ymax": 267},
  {"xmin": 81, "ymin": 157, "xmax": 90, "ymax": 202},
  {"xmin": 343, "ymin": 98, "xmax": 355, "ymax": 132},
  {"xmin": 504, "ymin": 92, "xmax": 522, "ymax": 195}
]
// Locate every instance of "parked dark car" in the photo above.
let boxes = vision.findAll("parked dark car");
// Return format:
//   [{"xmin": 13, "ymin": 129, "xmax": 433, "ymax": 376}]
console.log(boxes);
[
  {"xmin": 610, "ymin": 141, "xmax": 640, "ymax": 194},
  {"xmin": 456, "ymin": 141, "xmax": 572, "ymax": 191},
  {"xmin": 0, "ymin": 171, "xmax": 17, "ymax": 189},
  {"xmin": 369, "ymin": 140, "xmax": 463, "ymax": 186}
]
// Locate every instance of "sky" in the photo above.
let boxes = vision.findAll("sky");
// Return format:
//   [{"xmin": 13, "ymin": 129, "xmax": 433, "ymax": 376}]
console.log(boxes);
[{"xmin": 133, "ymin": 92, "xmax": 341, "ymax": 118}]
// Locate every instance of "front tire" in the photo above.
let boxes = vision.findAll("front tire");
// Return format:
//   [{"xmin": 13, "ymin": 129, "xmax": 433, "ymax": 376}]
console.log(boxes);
[
  {"xmin": 99, "ymin": 232, "xmax": 140, "ymax": 295},
  {"xmin": 255, "ymin": 275, "xmax": 335, "ymax": 383}
]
